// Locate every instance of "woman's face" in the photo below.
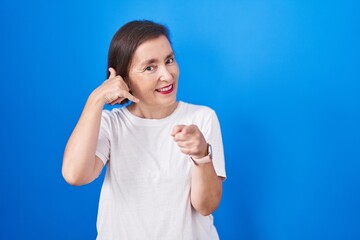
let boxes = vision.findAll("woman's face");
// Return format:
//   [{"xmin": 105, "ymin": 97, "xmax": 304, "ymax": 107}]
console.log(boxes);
[{"xmin": 128, "ymin": 35, "xmax": 179, "ymax": 108}]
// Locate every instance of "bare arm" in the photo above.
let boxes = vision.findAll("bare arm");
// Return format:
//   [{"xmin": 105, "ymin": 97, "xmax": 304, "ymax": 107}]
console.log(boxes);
[
  {"xmin": 62, "ymin": 93, "xmax": 106, "ymax": 186},
  {"xmin": 171, "ymin": 125, "xmax": 223, "ymax": 216},
  {"xmin": 62, "ymin": 68, "xmax": 139, "ymax": 186},
  {"xmin": 190, "ymin": 160, "xmax": 223, "ymax": 216}
]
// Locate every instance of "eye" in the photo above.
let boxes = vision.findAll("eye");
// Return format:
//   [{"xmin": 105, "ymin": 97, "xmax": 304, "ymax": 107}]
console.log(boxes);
[
  {"xmin": 166, "ymin": 57, "xmax": 175, "ymax": 64},
  {"xmin": 145, "ymin": 66, "xmax": 156, "ymax": 71}
]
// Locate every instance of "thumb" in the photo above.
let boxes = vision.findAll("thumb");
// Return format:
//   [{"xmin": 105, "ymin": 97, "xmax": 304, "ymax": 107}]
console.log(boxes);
[
  {"xmin": 171, "ymin": 125, "xmax": 186, "ymax": 136},
  {"xmin": 108, "ymin": 67, "xmax": 117, "ymax": 78}
]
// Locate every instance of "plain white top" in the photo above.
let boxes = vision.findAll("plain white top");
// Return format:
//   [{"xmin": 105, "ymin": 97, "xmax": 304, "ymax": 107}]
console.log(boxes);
[{"xmin": 95, "ymin": 101, "xmax": 226, "ymax": 240}]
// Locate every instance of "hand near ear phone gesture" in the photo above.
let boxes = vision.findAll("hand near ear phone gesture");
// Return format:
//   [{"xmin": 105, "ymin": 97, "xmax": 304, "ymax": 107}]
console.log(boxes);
[
  {"xmin": 94, "ymin": 67, "xmax": 139, "ymax": 106},
  {"xmin": 171, "ymin": 125, "xmax": 208, "ymax": 159}
]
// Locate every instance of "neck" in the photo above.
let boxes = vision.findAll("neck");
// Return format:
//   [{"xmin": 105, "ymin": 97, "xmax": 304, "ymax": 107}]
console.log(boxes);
[{"xmin": 127, "ymin": 102, "xmax": 179, "ymax": 119}]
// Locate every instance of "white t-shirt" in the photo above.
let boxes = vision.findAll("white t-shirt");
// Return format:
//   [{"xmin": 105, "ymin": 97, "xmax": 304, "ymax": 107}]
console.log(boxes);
[{"xmin": 95, "ymin": 101, "xmax": 226, "ymax": 240}]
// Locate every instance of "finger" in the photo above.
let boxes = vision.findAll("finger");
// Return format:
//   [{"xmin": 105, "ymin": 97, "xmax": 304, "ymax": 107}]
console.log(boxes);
[
  {"xmin": 122, "ymin": 91, "xmax": 140, "ymax": 103},
  {"xmin": 173, "ymin": 125, "xmax": 198, "ymax": 141},
  {"xmin": 182, "ymin": 125, "xmax": 197, "ymax": 134},
  {"xmin": 179, "ymin": 147, "xmax": 192, "ymax": 156},
  {"xmin": 110, "ymin": 97, "xmax": 125, "ymax": 105},
  {"xmin": 113, "ymin": 78, "xmax": 130, "ymax": 92},
  {"xmin": 174, "ymin": 140, "xmax": 192, "ymax": 148},
  {"xmin": 108, "ymin": 67, "xmax": 117, "ymax": 79},
  {"xmin": 173, "ymin": 132, "xmax": 189, "ymax": 141},
  {"xmin": 171, "ymin": 125, "xmax": 186, "ymax": 136}
]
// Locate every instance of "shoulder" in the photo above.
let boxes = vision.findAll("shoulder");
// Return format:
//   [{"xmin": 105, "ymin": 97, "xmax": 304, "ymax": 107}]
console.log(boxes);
[
  {"xmin": 100, "ymin": 108, "xmax": 125, "ymax": 126},
  {"xmin": 101, "ymin": 108, "xmax": 118, "ymax": 119},
  {"xmin": 102, "ymin": 107, "xmax": 127, "ymax": 117},
  {"xmin": 179, "ymin": 101, "xmax": 216, "ymax": 116},
  {"xmin": 178, "ymin": 101, "xmax": 219, "ymax": 125}
]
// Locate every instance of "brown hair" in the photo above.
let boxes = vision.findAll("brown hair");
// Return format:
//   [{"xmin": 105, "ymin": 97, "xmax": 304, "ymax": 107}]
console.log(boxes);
[{"xmin": 107, "ymin": 20, "xmax": 171, "ymax": 82}]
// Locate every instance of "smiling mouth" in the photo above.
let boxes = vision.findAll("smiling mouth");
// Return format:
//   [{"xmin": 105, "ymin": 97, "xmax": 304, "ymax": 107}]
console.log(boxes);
[{"xmin": 156, "ymin": 84, "xmax": 174, "ymax": 94}]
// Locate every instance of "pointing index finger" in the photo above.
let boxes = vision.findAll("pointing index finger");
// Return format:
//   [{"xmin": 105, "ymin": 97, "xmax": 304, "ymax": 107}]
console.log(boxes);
[{"xmin": 171, "ymin": 125, "xmax": 186, "ymax": 136}]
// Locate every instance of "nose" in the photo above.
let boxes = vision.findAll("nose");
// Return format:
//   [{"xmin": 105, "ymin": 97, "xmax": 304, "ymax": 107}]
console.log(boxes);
[{"xmin": 159, "ymin": 66, "xmax": 173, "ymax": 81}]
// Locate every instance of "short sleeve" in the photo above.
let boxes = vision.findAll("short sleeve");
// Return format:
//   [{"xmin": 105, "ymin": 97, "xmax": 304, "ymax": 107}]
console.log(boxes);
[
  {"xmin": 96, "ymin": 110, "xmax": 111, "ymax": 165},
  {"xmin": 202, "ymin": 109, "xmax": 227, "ymax": 180}
]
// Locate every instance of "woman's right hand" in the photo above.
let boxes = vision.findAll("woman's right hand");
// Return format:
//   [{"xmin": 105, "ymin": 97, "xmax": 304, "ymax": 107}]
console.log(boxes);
[{"xmin": 92, "ymin": 67, "xmax": 139, "ymax": 106}]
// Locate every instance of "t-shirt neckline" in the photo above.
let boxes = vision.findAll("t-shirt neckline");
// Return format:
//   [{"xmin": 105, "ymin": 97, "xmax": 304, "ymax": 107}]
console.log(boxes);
[{"xmin": 121, "ymin": 101, "xmax": 184, "ymax": 126}]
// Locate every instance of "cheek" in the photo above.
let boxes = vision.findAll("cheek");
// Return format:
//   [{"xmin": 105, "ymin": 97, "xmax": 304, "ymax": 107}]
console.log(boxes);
[
  {"xmin": 127, "ymin": 79, "xmax": 140, "ymax": 96},
  {"xmin": 172, "ymin": 64, "xmax": 180, "ymax": 77},
  {"xmin": 131, "ymin": 81, "xmax": 156, "ymax": 96}
]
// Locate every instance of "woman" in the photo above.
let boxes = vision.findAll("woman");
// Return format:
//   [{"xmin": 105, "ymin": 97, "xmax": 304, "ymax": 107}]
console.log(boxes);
[{"xmin": 62, "ymin": 20, "xmax": 226, "ymax": 239}]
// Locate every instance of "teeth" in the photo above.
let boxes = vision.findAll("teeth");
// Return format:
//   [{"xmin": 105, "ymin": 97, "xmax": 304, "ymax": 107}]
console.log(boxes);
[{"xmin": 158, "ymin": 84, "xmax": 172, "ymax": 92}]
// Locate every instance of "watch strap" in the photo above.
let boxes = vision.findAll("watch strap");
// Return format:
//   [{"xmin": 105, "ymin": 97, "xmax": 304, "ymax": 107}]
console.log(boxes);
[{"xmin": 190, "ymin": 144, "xmax": 213, "ymax": 165}]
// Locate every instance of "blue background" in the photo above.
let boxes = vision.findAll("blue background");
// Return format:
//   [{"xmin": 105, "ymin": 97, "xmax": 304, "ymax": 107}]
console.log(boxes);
[{"xmin": 1, "ymin": 0, "xmax": 359, "ymax": 239}]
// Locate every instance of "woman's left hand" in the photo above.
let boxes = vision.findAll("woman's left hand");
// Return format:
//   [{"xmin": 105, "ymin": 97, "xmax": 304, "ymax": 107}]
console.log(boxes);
[{"xmin": 171, "ymin": 125, "xmax": 208, "ymax": 159}]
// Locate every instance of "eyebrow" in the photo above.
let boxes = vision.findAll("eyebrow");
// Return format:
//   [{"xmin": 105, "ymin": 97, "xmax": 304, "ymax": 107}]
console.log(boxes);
[{"xmin": 138, "ymin": 52, "xmax": 174, "ymax": 67}]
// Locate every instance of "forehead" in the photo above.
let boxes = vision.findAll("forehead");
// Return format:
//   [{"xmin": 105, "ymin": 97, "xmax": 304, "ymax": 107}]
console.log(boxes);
[{"xmin": 131, "ymin": 35, "xmax": 173, "ymax": 66}]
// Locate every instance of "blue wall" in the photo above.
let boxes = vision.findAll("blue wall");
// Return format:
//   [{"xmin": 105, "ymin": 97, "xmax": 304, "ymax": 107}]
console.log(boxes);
[{"xmin": 1, "ymin": 0, "xmax": 359, "ymax": 239}]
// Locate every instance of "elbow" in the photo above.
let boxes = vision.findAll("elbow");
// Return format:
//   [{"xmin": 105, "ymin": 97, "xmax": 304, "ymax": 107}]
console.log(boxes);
[
  {"xmin": 62, "ymin": 176, "xmax": 83, "ymax": 186},
  {"xmin": 62, "ymin": 168, "xmax": 84, "ymax": 186},
  {"xmin": 194, "ymin": 200, "xmax": 220, "ymax": 216},
  {"xmin": 62, "ymin": 159, "xmax": 87, "ymax": 186},
  {"xmin": 192, "ymin": 191, "xmax": 222, "ymax": 216},
  {"xmin": 197, "ymin": 206, "xmax": 217, "ymax": 216}
]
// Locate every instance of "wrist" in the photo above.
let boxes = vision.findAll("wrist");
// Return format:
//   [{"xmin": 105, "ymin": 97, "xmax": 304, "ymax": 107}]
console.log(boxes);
[
  {"xmin": 192, "ymin": 143, "xmax": 208, "ymax": 159},
  {"xmin": 88, "ymin": 89, "xmax": 106, "ymax": 107},
  {"xmin": 190, "ymin": 143, "xmax": 213, "ymax": 165}
]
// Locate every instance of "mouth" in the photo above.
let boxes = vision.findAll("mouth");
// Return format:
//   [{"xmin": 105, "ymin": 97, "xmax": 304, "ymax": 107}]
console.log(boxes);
[{"xmin": 156, "ymin": 84, "xmax": 174, "ymax": 94}]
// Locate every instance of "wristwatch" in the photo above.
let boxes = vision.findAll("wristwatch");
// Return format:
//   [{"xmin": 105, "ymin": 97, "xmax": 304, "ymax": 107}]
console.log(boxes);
[{"xmin": 190, "ymin": 143, "xmax": 213, "ymax": 165}]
